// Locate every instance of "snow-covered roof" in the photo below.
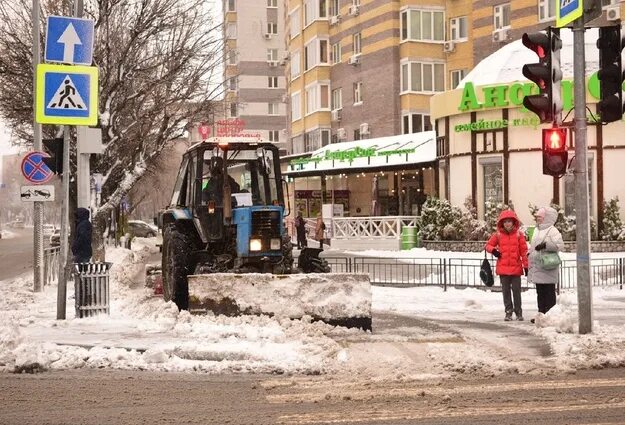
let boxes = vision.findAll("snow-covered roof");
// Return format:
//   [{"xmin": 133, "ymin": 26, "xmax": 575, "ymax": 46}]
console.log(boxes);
[
  {"xmin": 285, "ymin": 131, "xmax": 437, "ymax": 175},
  {"xmin": 461, "ymin": 28, "xmax": 599, "ymax": 87}
]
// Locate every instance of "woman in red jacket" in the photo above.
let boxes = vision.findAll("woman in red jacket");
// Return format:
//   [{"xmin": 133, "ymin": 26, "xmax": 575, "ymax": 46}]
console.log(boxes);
[{"xmin": 485, "ymin": 210, "xmax": 529, "ymax": 321}]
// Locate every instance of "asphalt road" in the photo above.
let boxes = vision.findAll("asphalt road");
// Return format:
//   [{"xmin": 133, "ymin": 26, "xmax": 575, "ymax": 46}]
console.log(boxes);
[
  {"xmin": 1, "ymin": 367, "xmax": 625, "ymax": 425},
  {"xmin": 0, "ymin": 227, "xmax": 36, "ymax": 281}
]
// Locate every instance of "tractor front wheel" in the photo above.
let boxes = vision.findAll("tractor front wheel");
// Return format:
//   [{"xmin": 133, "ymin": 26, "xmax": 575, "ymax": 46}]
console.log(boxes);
[{"xmin": 162, "ymin": 224, "xmax": 193, "ymax": 310}]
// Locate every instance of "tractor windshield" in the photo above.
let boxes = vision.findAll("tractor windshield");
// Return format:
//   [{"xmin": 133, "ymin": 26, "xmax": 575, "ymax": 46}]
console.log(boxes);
[{"xmin": 201, "ymin": 146, "xmax": 279, "ymax": 207}]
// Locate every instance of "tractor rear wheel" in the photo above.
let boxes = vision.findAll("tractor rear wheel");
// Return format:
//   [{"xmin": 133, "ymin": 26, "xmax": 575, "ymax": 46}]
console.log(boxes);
[{"xmin": 162, "ymin": 224, "xmax": 193, "ymax": 310}]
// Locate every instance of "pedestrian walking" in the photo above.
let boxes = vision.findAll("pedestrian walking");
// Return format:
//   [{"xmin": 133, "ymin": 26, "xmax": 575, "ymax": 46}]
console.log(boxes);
[
  {"xmin": 485, "ymin": 209, "xmax": 529, "ymax": 321},
  {"xmin": 528, "ymin": 206, "xmax": 564, "ymax": 323},
  {"xmin": 294, "ymin": 211, "xmax": 307, "ymax": 249},
  {"xmin": 72, "ymin": 207, "xmax": 93, "ymax": 264},
  {"xmin": 314, "ymin": 213, "xmax": 326, "ymax": 249}
]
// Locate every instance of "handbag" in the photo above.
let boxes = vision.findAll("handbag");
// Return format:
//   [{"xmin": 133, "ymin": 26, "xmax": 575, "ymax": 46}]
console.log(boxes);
[
  {"xmin": 539, "ymin": 251, "xmax": 561, "ymax": 270},
  {"xmin": 536, "ymin": 228, "xmax": 561, "ymax": 270},
  {"xmin": 480, "ymin": 251, "xmax": 494, "ymax": 287}
]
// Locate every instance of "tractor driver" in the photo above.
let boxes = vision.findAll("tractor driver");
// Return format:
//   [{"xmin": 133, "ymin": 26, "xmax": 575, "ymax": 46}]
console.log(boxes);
[{"xmin": 202, "ymin": 156, "xmax": 241, "ymax": 205}]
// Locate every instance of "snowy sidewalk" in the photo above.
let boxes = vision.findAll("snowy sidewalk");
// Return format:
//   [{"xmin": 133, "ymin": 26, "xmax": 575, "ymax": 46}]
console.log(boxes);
[{"xmin": 1, "ymin": 239, "xmax": 625, "ymax": 379}]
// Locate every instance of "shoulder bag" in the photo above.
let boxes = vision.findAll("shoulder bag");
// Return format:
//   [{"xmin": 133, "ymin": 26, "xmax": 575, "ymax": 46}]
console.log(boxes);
[{"xmin": 537, "ymin": 228, "xmax": 561, "ymax": 270}]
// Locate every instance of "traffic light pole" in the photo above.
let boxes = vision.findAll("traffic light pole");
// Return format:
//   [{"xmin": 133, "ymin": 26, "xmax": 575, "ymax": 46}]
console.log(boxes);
[
  {"xmin": 56, "ymin": 125, "xmax": 70, "ymax": 320},
  {"xmin": 572, "ymin": 19, "xmax": 593, "ymax": 334},
  {"xmin": 32, "ymin": 0, "xmax": 44, "ymax": 293}
]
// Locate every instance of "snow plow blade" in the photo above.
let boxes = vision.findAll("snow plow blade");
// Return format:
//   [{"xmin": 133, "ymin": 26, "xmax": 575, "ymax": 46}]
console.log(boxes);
[{"xmin": 188, "ymin": 273, "xmax": 372, "ymax": 330}]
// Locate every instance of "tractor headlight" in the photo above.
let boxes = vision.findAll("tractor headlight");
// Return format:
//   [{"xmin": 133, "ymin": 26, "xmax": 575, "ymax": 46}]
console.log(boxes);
[
  {"xmin": 270, "ymin": 238, "xmax": 281, "ymax": 250},
  {"xmin": 250, "ymin": 239, "xmax": 262, "ymax": 251}
]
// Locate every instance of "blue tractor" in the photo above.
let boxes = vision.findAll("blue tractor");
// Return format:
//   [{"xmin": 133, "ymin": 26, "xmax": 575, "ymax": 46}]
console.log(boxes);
[{"xmin": 160, "ymin": 139, "xmax": 329, "ymax": 310}]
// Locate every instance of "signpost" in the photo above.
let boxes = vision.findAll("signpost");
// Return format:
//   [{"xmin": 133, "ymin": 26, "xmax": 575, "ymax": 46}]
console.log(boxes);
[
  {"xmin": 21, "ymin": 152, "xmax": 54, "ymax": 184},
  {"xmin": 20, "ymin": 185, "xmax": 55, "ymax": 202},
  {"xmin": 45, "ymin": 16, "xmax": 94, "ymax": 65},
  {"xmin": 556, "ymin": 0, "xmax": 583, "ymax": 28}
]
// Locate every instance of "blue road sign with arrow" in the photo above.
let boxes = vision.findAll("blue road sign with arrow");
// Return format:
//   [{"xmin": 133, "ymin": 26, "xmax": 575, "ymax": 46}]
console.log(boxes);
[{"xmin": 45, "ymin": 15, "xmax": 94, "ymax": 65}]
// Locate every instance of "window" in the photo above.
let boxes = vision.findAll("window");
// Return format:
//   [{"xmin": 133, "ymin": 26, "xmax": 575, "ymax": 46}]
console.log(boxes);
[
  {"xmin": 268, "ymin": 130, "xmax": 279, "ymax": 142},
  {"xmin": 401, "ymin": 61, "xmax": 445, "ymax": 93},
  {"xmin": 331, "ymin": 42, "xmax": 341, "ymax": 64},
  {"xmin": 267, "ymin": 48, "xmax": 278, "ymax": 61},
  {"xmin": 227, "ymin": 77, "xmax": 237, "ymax": 91},
  {"xmin": 353, "ymin": 81, "xmax": 362, "ymax": 104},
  {"xmin": 268, "ymin": 102, "xmax": 280, "ymax": 115},
  {"xmin": 226, "ymin": 0, "xmax": 235, "ymax": 12},
  {"xmin": 304, "ymin": 38, "xmax": 329, "ymax": 71},
  {"xmin": 353, "ymin": 128, "xmax": 361, "ymax": 141},
  {"xmin": 450, "ymin": 69, "xmax": 467, "ymax": 89},
  {"xmin": 226, "ymin": 23, "xmax": 237, "ymax": 39},
  {"xmin": 493, "ymin": 3, "xmax": 510, "ymax": 30},
  {"xmin": 331, "ymin": 88, "xmax": 342, "ymax": 110},
  {"xmin": 291, "ymin": 92, "xmax": 301, "ymax": 121},
  {"xmin": 267, "ymin": 22, "xmax": 278, "ymax": 34},
  {"xmin": 291, "ymin": 51, "xmax": 301, "ymax": 78},
  {"xmin": 400, "ymin": 9, "xmax": 445, "ymax": 42},
  {"xmin": 268, "ymin": 76, "xmax": 278, "ymax": 88},
  {"xmin": 229, "ymin": 102, "xmax": 237, "ymax": 118},
  {"xmin": 290, "ymin": 8, "xmax": 301, "ymax": 38},
  {"xmin": 267, "ymin": 0, "xmax": 277, "ymax": 7},
  {"xmin": 353, "ymin": 33, "xmax": 362, "ymax": 55},
  {"xmin": 227, "ymin": 50, "xmax": 237, "ymax": 65},
  {"xmin": 303, "ymin": 129, "xmax": 330, "ymax": 151},
  {"xmin": 402, "ymin": 113, "xmax": 432, "ymax": 134},
  {"xmin": 329, "ymin": 0, "xmax": 339, "ymax": 16},
  {"xmin": 304, "ymin": 0, "xmax": 328, "ymax": 26},
  {"xmin": 538, "ymin": 0, "xmax": 556, "ymax": 21},
  {"xmin": 450, "ymin": 16, "xmax": 467, "ymax": 41},
  {"xmin": 305, "ymin": 83, "xmax": 330, "ymax": 114},
  {"xmin": 483, "ymin": 161, "xmax": 503, "ymax": 204}
]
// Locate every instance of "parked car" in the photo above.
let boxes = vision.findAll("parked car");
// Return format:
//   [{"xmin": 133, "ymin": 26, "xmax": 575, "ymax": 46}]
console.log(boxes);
[
  {"xmin": 127, "ymin": 220, "xmax": 157, "ymax": 238},
  {"xmin": 10, "ymin": 220, "xmax": 25, "ymax": 229},
  {"xmin": 49, "ymin": 229, "xmax": 61, "ymax": 247},
  {"xmin": 43, "ymin": 224, "xmax": 57, "ymax": 237}
]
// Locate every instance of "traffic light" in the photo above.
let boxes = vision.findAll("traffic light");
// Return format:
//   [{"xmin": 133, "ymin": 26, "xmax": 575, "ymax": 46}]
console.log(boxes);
[
  {"xmin": 596, "ymin": 25, "xmax": 625, "ymax": 123},
  {"xmin": 42, "ymin": 138, "xmax": 64, "ymax": 175},
  {"xmin": 522, "ymin": 28, "xmax": 562, "ymax": 124},
  {"xmin": 542, "ymin": 127, "xmax": 568, "ymax": 177}
]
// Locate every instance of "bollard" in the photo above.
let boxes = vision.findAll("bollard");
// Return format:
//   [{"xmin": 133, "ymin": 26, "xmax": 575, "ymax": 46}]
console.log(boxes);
[{"xmin": 73, "ymin": 262, "xmax": 112, "ymax": 318}]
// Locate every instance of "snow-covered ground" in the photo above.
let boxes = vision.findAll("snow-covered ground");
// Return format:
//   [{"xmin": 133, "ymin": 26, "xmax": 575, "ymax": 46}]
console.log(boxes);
[
  {"xmin": 0, "ymin": 229, "xmax": 16, "ymax": 240},
  {"xmin": 1, "ymin": 239, "xmax": 624, "ymax": 379}
]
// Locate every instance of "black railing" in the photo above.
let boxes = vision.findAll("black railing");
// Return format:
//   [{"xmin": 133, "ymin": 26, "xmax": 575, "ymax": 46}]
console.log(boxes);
[{"xmin": 313, "ymin": 256, "xmax": 625, "ymax": 291}]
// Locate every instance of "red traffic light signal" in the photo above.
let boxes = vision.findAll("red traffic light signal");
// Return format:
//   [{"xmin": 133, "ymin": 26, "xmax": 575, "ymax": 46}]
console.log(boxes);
[{"xmin": 542, "ymin": 127, "xmax": 568, "ymax": 177}]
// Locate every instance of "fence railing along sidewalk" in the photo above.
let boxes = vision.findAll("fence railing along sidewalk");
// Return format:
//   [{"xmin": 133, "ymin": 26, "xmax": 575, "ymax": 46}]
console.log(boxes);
[
  {"xmin": 318, "ymin": 256, "xmax": 625, "ymax": 292},
  {"xmin": 43, "ymin": 246, "xmax": 61, "ymax": 286}
]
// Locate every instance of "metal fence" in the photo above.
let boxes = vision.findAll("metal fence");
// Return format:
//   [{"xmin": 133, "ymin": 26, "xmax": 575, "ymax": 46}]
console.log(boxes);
[
  {"xmin": 43, "ymin": 246, "xmax": 60, "ymax": 286},
  {"xmin": 318, "ymin": 256, "xmax": 625, "ymax": 291}
]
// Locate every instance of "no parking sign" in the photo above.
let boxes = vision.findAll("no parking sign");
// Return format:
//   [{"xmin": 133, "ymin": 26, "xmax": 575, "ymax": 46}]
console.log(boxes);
[{"xmin": 21, "ymin": 152, "xmax": 53, "ymax": 184}]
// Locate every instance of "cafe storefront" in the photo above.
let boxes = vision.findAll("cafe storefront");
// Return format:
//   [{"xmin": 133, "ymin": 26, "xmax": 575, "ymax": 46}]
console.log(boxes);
[
  {"xmin": 430, "ymin": 30, "xmax": 625, "ymax": 230},
  {"xmin": 283, "ymin": 131, "xmax": 438, "ymax": 218}
]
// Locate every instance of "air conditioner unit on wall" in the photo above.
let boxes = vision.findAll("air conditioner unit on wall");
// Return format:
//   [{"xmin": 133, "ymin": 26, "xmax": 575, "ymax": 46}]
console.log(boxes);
[
  {"xmin": 337, "ymin": 128, "xmax": 346, "ymax": 140},
  {"xmin": 330, "ymin": 15, "xmax": 340, "ymax": 26},
  {"xmin": 359, "ymin": 123, "xmax": 370, "ymax": 135},
  {"xmin": 492, "ymin": 28, "xmax": 510, "ymax": 43},
  {"xmin": 264, "ymin": 33, "xmax": 272, "ymax": 39},
  {"xmin": 348, "ymin": 55, "xmax": 360, "ymax": 65},
  {"xmin": 349, "ymin": 5, "xmax": 359, "ymax": 16},
  {"xmin": 268, "ymin": 60, "xmax": 278, "ymax": 67},
  {"xmin": 606, "ymin": 5, "xmax": 620, "ymax": 21},
  {"xmin": 331, "ymin": 109, "xmax": 342, "ymax": 121},
  {"xmin": 443, "ymin": 41, "xmax": 455, "ymax": 53}
]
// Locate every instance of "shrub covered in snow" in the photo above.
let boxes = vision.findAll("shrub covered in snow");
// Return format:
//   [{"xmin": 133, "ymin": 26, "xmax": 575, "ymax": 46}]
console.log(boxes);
[
  {"xmin": 460, "ymin": 198, "xmax": 490, "ymax": 241},
  {"xmin": 601, "ymin": 197, "xmax": 625, "ymax": 241},
  {"xmin": 418, "ymin": 197, "xmax": 464, "ymax": 240}
]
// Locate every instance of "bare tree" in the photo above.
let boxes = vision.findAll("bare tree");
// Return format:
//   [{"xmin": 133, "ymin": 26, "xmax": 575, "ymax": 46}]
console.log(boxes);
[{"xmin": 0, "ymin": 0, "xmax": 226, "ymax": 259}]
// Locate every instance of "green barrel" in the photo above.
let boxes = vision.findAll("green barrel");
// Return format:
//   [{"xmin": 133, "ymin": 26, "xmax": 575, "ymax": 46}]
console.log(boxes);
[{"xmin": 401, "ymin": 226, "xmax": 418, "ymax": 250}]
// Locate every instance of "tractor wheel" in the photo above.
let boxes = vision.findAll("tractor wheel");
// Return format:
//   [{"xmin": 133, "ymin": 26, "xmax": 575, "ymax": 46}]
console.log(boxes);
[
  {"xmin": 162, "ymin": 224, "xmax": 193, "ymax": 310},
  {"xmin": 273, "ymin": 234, "xmax": 294, "ymax": 274}
]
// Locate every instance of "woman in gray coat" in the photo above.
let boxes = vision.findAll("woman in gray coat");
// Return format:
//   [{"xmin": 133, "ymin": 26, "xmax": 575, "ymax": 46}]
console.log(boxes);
[{"xmin": 528, "ymin": 206, "xmax": 565, "ymax": 321}]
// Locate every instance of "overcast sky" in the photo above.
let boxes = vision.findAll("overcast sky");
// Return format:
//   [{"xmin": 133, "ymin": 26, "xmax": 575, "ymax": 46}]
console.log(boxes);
[{"xmin": 0, "ymin": 121, "xmax": 18, "ymax": 157}]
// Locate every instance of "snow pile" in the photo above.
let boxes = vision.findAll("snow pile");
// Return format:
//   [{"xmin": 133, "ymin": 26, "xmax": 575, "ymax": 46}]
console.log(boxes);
[
  {"xmin": 0, "ymin": 229, "xmax": 16, "ymax": 239},
  {"xmin": 189, "ymin": 272, "xmax": 371, "ymax": 320}
]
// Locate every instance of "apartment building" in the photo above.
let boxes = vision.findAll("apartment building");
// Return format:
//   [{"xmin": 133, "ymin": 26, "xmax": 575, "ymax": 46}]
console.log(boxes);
[{"xmin": 223, "ymin": 0, "xmax": 287, "ymax": 145}]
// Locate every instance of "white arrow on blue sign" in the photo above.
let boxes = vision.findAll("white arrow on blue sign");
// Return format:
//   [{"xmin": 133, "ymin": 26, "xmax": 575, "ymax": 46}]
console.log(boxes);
[{"xmin": 45, "ymin": 15, "xmax": 94, "ymax": 65}]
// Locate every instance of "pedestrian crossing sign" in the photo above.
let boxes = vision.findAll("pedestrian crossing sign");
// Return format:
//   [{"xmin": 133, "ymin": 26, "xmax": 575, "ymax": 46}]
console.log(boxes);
[{"xmin": 36, "ymin": 63, "xmax": 98, "ymax": 125}]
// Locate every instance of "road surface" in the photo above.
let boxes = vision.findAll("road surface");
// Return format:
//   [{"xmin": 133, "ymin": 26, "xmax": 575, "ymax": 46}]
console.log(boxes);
[{"xmin": 1, "ymin": 367, "xmax": 624, "ymax": 425}]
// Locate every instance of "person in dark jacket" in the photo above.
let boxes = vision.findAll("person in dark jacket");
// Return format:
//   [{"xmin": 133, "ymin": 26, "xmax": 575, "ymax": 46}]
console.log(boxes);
[
  {"xmin": 72, "ymin": 207, "xmax": 92, "ymax": 263},
  {"xmin": 485, "ymin": 209, "xmax": 529, "ymax": 321},
  {"xmin": 294, "ymin": 210, "xmax": 307, "ymax": 249}
]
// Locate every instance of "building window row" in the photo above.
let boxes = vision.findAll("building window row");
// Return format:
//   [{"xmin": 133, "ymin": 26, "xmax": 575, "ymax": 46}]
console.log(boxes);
[
  {"xmin": 401, "ymin": 62, "xmax": 445, "ymax": 93},
  {"xmin": 449, "ymin": 16, "xmax": 467, "ymax": 41},
  {"xmin": 402, "ymin": 113, "xmax": 432, "ymax": 134},
  {"xmin": 305, "ymin": 83, "xmax": 330, "ymax": 115},
  {"xmin": 450, "ymin": 69, "xmax": 467, "ymax": 89},
  {"xmin": 493, "ymin": 3, "xmax": 510, "ymax": 30},
  {"xmin": 304, "ymin": 38, "xmax": 329, "ymax": 71},
  {"xmin": 304, "ymin": 0, "xmax": 328, "ymax": 27}
]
